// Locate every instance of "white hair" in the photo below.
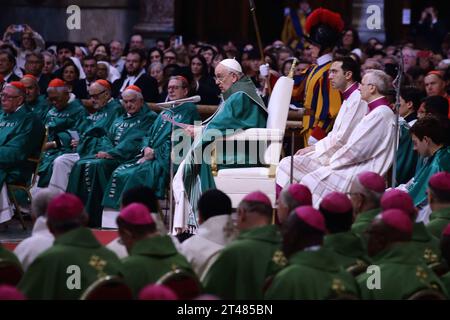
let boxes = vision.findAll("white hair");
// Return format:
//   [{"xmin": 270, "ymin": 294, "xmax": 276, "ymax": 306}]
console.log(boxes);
[
  {"xmin": 4, "ymin": 84, "xmax": 25, "ymax": 98},
  {"xmin": 364, "ymin": 69, "xmax": 392, "ymax": 95},
  {"xmin": 31, "ymin": 188, "xmax": 59, "ymax": 218},
  {"xmin": 351, "ymin": 177, "xmax": 383, "ymax": 206},
  {"xmin": 122, "ymin": 89, "xmax": 143, "ymax": 100},
  {"xmin": 150, "ymin": 62, "xmax": 163, "ymax": 71},
  {"xmin": 221, "ymin": 64, "xmax": 244, "ymax": 78},
  {"xmin": 47, "ymin": 86, "xmax": 69, "ymax": 94}
]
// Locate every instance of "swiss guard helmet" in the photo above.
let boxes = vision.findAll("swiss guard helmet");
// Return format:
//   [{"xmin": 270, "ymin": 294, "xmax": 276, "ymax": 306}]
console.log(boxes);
[{"xmin": 304, "ymin": 8, "xmax": 344, "ymax": 52}]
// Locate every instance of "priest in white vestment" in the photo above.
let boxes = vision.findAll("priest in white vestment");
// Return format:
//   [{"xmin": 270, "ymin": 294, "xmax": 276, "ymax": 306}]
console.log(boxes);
[
  {"xmin": 291, "ymin": 70, "xmax": 396, "ymax": 205},
  {"xmin": 276, "ymin": 56, "xmax": 368, "ymax": 190},
  {"xmin": 179, "ymin": 189, "xmax": 236, "ymax": 281},
  {"xmin": 13, "ymin": 189, "xmax": 57, "ymax": 270}
]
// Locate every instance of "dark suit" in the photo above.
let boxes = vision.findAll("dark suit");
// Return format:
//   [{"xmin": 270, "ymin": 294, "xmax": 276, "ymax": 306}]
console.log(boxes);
[
  {"xmin": 112, "ymin": 72, "xmax": 159, "ymax": 102},
  {"xmin": 5, "ymin": 73, "xmax": 20, "ymax": 83},
  {"xmin": 71, "ymin": 79, "xmax": 89, "ymax": 99},
  {"xmin": 38, "ymin": 74, "xmax": 53, "ymax": 95}
]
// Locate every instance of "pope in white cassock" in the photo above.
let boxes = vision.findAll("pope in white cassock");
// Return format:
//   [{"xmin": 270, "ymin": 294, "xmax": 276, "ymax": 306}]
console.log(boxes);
[
  {"xmin": 276, "ymin": 69, "xmax": 396, "ymax": 205},
  {"xmin": 172, "ymin": 59, "xmax": 267, "ymax": 234}
]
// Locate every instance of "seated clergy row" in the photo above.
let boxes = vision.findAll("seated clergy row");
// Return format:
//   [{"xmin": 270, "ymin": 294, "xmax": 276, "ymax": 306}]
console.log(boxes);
[
  {"xmin": 2, "ymin": 170, "xmax": 450, "ymax": 299},
  {"xmin": 5, "ymin": 56, "xmax": 447, "ymax": 234},
  {"xmin": 0, "ymin": 72, "xmax": 199, "ymax": 228}
]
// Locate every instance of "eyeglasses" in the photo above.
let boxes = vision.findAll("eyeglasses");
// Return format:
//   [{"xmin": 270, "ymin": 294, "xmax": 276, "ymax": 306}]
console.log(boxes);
[
  {"xmin": 90, "ymin": 90, "xmax": 107, "ymax": 99},
  {"xmin": 164, "ymin": 56, "xmax": 176, "ymax": 61},
  {"xmin": 168, "ymin": 85, "xmax": 182, "ymax": 90},
  {"xmin": 214, "ymin": 72, "xmax": 232, "ymax": 84},
  {"xmin": 0, "ymin": 94, "xmax": 20, "ymax": 101}
]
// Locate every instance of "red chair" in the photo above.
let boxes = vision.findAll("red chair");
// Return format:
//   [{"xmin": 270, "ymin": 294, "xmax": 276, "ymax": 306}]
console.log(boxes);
[
  {"xmin": 0, "ymin": 259, "xmax": 23, "ymax": 286},
  {"xmin": 80, "ymin": 276, "xmax": 133, "ymax": 300},
  {"xmin": 407, "ymin": 289, "xmax": 447, "ymax": 300},
  {"xmin": 156, "ymin": 269, "xmax": 202, "ymax": 300}
]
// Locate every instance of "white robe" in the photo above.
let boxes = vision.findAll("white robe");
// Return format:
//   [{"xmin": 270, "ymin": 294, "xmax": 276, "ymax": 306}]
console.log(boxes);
[
  {"xmin": 48, "ymin": 153, "xmax": 80, "ymax": 193},
  {"xmin": 0, "ymin": 184, "xmax": 13, "ymax": 224},
  {"xmin": 276, "ymin": 86, "xmax": 368, "ymax": 188},
  {"xmin": 172, "ymin": 159, "xmax": 192, "ymax": 233},
  {"xmin": 300, "ymin": 103, "xmax": 396, "ymax": 206},
  {"xmin": 13, "ymin": 216, "xmax": 54, "ymax": 270},
  {"xmin": 179, "ymin": 214, "xmax": 236, "ymax": 281}
]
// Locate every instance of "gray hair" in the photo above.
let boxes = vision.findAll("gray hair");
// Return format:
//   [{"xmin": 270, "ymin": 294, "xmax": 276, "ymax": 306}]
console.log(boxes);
[
  {"xmin": 150, "ymin": 62, "xmax": 163, "ymax": 71},
  {"xmin": 221, "ymin": 64, "xmax": 244, "ymax": 79},
  {"xmin": 122, "ymin": 88, "xmax": 143, "ymax": 100},
  {"xmin": 4, "ymin": 84, "xmax": 25, "ymax": 99},
  {"xmin": 350, "ymin": 178, "xmax": 383, "ymax": 207},
  {"xmin": 42, "ymin": 51, "xmax": 56, "ymax": 65},
  {"xmin": 364, "ymin": 69, "xmax": 392, "ymax": 95},
  {"xmin": 31, "ymin": 188, "xmax": 59, "ymax": 218},
  {"xmin": 47, "ymin": 86, "xmax": 69, "ymax": 94}
]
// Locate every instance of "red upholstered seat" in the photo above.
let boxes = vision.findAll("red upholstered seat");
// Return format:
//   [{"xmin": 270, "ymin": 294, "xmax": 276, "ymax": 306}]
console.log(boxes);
[
  {"xmin": 156, "ymin": 269, "xmax": 202, "ymax": 300},
  {"xmin": 80, "ymin": 276, "xmax": 133, "ymax": 300},
  {"xmin": 0, "ymin": 260, "xmax": 23, "ymax": 286}
]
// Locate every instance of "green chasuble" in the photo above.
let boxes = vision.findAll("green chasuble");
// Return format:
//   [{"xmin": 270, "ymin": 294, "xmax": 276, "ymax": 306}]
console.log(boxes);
[
  {"xmin": 410, "ymin": 222, "xmax": 441, "ymax": 265},
  {"xmin": 122, "ymin": 235, "xmax": 194, "ymax": 297},
  {"xmin": 0, "ymin": 106, "xmax": 45, "ymax": 187},
  {"xmin": 407, "ymin": 146, "xmax": 450, "ymax": 206},
  {"xmin": 66, "ymin": 106, "xmax": 156, "ymax": 227},
  {"xmin": 75, "ymin": 98, "xmax": 123, "ymax": 158},
  {"xmin": 323, "ymin": 231, "xmax": 371, "ymax": 269},
  {"xmin": 18, "ymin": 227, "xmax": 122, "ymax": 300},
  {"xmin": 265, "ymin": 248, "xmax": 359, "ymax": 300},
  {"xmin": 203, "ymin": 224, "xmax": 284, "ymax": 300},
  {"xmin": 427, "ymin": 207, "xmax": 450, "ymax": 238},
  {"xmin": 38, "ymin": 99, "xmax": 84, "ymax": 187},
  {"xmin": 395, "ymin": 121, "xmax": 418, "ymax": 186},
  {"xmin": 183, "ymin": 76, "xmax": 267, "ymax": 228},
  {"xmin": 357, "ymin": 242, "xmax": 447, "ymax": 299},
  {"xmin": 24, "ymin": 94, "xmax": 51, "ymax": 123},
  {"xmin": 102, "ymin": 102, "xmax": 200, "ymax": 209},
  {"xmin": 0, "ymin": 244, "xmax": 21, "ymax": 268},
  {"xmin": 351, "ymin": 208, "xmax": 381, "ymax": 236}
]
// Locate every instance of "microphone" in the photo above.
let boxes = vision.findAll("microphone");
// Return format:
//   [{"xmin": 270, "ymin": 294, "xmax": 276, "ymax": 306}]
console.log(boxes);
[{"xmin": 155, "ymin": 95, "xmax": 201, "ymax": 108}]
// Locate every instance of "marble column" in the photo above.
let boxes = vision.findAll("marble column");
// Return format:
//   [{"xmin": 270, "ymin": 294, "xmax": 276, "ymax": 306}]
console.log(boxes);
[{"xmin": 133, "ymin": 0, "xmax": 175, "ymax": 40}]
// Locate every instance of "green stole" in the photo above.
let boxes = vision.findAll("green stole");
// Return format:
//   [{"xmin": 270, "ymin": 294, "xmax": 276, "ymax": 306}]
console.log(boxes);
[{"xmin": 183, "ymin": 77, "xmax": 267, "ymax": 228}]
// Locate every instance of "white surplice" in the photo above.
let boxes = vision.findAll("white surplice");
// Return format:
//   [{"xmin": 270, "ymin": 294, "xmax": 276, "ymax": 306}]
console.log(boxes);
[
  {"xmin": 276, "ymin": 85, "xmax": 368, "ymax": 188},
  {"xmin": 13, "ymin": 216, "xmax": 54, "ymax": 270},
  {"xmin": 300, "ymin": 100, "xmax": 396, "ymax": 206},
  {"xmin": 179, "ymin": 214, "xmax": 236, "ymax": 281}
]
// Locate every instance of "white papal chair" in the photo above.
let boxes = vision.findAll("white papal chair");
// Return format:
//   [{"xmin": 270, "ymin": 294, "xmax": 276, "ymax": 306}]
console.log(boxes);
[{"xmin": 211, "ymin": 72, "xmax": 294, "ymax": 207}]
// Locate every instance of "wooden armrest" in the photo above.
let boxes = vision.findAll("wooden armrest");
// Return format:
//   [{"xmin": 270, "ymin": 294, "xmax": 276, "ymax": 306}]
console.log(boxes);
[{"xmin": 216, "ymin": 128, "xmax": 284, "ymax": 142}]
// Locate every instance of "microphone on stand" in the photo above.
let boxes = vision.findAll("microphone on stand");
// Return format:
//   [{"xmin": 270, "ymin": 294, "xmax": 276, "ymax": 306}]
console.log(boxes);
[
  {"xmin": 155, "ymin": 95, "xmax": 201, "ymax": 108},
  {"xmin": 391, "ymin": 47, "xmax": 404, "ymax": 187},
  {"xmin": 154, "ymin": 95, "xmax": 200, "ymax": 232}
]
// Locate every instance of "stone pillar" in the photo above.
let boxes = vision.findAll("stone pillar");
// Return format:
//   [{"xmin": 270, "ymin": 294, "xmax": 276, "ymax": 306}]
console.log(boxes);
[{"xmin": 133, "ymin": 0, "xmax": 175, "ymax": 41}]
